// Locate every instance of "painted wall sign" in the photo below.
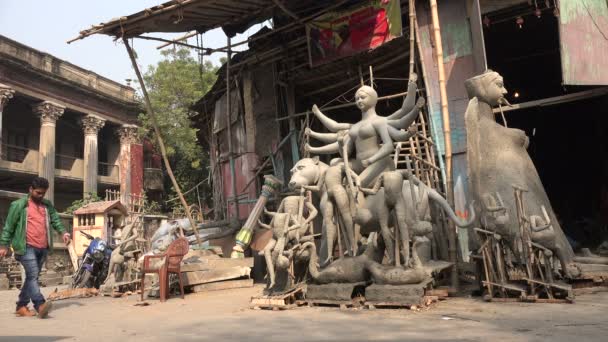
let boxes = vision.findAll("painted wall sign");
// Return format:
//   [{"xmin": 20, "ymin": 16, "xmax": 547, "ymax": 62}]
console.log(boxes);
[{"xmin": 306, "ymin": 0, "xmax": 402, "ymax": 67}]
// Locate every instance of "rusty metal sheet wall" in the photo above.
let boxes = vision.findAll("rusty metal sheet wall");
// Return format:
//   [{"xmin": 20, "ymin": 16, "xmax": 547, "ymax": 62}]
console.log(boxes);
[
  {"xmin": 221, "ymin": 153, "xmax": 260, "ymax": 220},
  {"xmin": 559, "ymin": 0, "xmax": 608, "ymax": 85},
  {"xmin": 251, "ymin": 65, "xmax": 279, "ymax": 157}
]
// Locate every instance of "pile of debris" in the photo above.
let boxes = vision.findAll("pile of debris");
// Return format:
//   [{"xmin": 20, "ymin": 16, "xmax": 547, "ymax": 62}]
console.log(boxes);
[
  {"xmin": 0, "ymin": 256, "xmax": 22, "ymax": 290},
  {"xmin": 180, "ymin": 248, "xmax": 253, "ymax": 293}
]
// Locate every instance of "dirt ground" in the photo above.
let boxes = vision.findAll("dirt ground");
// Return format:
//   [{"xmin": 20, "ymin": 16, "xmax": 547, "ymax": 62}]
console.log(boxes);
[{"xmin": 0, "ymin": 285, "xmax": 607, "ymax": 342}]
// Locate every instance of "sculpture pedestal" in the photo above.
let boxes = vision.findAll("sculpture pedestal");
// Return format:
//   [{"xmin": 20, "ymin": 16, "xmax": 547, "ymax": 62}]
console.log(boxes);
[
  {"xmin": 306, "ymin": 282, "xmax": 366, "ymax": 301},
  {"xmin": 365, "ymin": 279, "xmax": 431, "ymax": 304}
]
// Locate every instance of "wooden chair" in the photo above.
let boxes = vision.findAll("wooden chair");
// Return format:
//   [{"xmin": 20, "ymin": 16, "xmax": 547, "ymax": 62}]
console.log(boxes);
[{"xmin": 140, "ymin": 237, "xmax": 189, "ymax": 302}]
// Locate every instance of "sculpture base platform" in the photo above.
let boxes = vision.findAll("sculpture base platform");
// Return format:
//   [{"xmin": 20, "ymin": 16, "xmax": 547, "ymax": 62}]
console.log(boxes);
[
  {"xmin": 306, "ymin": 282, "xmax": 367, "ymax": 301},
  {"xmin": 251, "ymin": 286, "xmax": 305, "ymax": 310},
  {"xmin": 365, "ymin": 278, "xmax": 432, "ymax": 303},
  {"xmin": 574, "ymin": 263, "xmax": 608, "ymax": 280}
]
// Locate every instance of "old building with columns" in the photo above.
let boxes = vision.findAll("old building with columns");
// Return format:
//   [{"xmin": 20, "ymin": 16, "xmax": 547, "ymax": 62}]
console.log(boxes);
[{"xmin": 0, "ymin": 34, "xmax": 161, "ymax": 217}]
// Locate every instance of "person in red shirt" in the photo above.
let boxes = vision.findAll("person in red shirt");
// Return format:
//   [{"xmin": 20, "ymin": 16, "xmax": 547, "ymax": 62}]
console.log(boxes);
[{"xmin": 0, "ymin": 177, "xmax": 70, "ymax": 318}]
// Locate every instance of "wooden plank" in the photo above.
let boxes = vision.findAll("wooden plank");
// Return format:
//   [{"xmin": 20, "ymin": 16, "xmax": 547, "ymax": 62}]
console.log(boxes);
[
  {"xmin": 365, "ymin": 300, "xmax": 420, "ymax": 309},
  {"xmin": 181, "ymin": 266, "xmax": 250, "ymax": 286},
  {"xmin": 190, "ymin": 278, "xmax": 254, "ymax": 293},
  {"xmin": 67, "ymin": 244, "xmax": 79, "ymax": 272},
  {"xmin": 181, "ymin": 257, "xmax": 254, "ymax": 272}
]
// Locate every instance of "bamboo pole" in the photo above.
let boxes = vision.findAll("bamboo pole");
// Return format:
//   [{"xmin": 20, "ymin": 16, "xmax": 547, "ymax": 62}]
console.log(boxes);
[
  {"xmin": 415, "ymin": 16, "xmax": 447, "ymax": 193},
  {"xmin": 428, "ymin": 0, "xmax": 457, "ymax": 290},
  {"xmin": 428, "ymin": 0, "xmax": 453, "ymax": 203},
  {"xmin": 226, "ymin": 37, "xmax": 240, "ymax": 222},
  {"xmin": 408, "ymin": 0, "xmax": 416, "ymax": 76},
  {"xmin": 122, "ymin": 38, "xmax": 201, "ymax": 246}
]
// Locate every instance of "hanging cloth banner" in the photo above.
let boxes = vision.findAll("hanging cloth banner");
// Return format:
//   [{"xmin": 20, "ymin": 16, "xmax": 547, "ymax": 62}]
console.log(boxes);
[{"xmin": 306, "ymin": 0, "xmax": 402, "ymax": 67}]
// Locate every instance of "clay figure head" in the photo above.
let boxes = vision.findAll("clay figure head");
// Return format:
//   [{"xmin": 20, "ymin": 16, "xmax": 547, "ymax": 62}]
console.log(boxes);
[
  {"xmin": 355, "ymin": 85, "xmax": 378, "ymax": 111},
  {"xmin": 289, "ymin": 157, "xmax": 322, "ymax": 189},
  {"xmin": 464, "ymin": 70, "xmax": 508, "ymax": 107}
]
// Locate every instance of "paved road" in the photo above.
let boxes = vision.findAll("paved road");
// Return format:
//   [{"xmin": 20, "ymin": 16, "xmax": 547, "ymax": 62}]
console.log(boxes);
[{"xmin": 0, "ymin": 285, "xmax": 607, "ymax": 341}]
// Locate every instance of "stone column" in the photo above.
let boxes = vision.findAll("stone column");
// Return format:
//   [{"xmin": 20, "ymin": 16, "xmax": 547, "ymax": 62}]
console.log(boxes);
[
  {"xmin": 81, "ymin": 115, "xmax": 105, "ymax": 198},
  {"xmin": 34, "ymin": 101, "xmax": 65, "ymax": 203},
  {"xmin": 0, "ymin": 84, "xmax": 15, "ymax": 158},
  {"xmin": 117, "ymin": 124, "xmax": 140, "ymax": 204}
]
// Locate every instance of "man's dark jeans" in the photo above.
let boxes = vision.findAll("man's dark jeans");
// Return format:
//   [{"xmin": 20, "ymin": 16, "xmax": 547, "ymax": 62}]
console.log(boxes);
[{"xmin": 15, "ymin": 245, "xmax": 48, "ymax": 310}]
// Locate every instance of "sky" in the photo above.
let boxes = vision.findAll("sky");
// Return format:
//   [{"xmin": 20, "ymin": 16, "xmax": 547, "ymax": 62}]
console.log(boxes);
[{"xmin": 0, "ymin": 0, "xmax": 267, "ymax": 86}]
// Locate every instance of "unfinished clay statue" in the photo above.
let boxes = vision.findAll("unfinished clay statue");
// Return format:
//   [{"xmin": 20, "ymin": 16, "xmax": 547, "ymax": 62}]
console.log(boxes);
[
  {"xmin": 303, "ymin": 158, "xmax": 360, "ymax": 259},
  {"xmin": 289, "ymin": 159, "xmax": 475, "ymax": 265},
  {"xmin": 305, "ymin": 74, "xmax": 423, "ymax": 187},
  {"xmin": 104, "ymin": 222, "xmax": 139, "ymax": 285},
  {"xmin": 285, "ymin": 76, "xmax": 473, "ymax": 291},
  {"xmin": 258, "ymin": 212, "xmax": 299, "ymax": 289},
  {"xmin": 464, "ymin": 70, "xmax": 576, "ymax": 276},
  {"xmin": 258, "ymin": 194, "xmax": 318, "ymax": 289}
]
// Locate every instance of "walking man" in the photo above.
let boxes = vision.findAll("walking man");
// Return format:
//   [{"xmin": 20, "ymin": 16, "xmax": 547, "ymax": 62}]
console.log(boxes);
[{"xmin": 0, "ymin": 177, "xmax": 70, "ymax": 318}]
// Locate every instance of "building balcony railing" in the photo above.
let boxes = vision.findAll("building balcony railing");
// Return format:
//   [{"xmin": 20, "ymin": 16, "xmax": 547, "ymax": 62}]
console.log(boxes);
[
  {"xmin": 1, "ymin": 143, "xmax": 30, "ymax": 163},
  {"xmin": 98, "ymin": 162, "xmax": 119, "ymax": 181},
  {"xmin": 56, "ymin": 153, "xmax": 77, "ymax": 171},
  {"xmin": 0, "ymin": 144, "xmax": 119, "ymax": 185}
]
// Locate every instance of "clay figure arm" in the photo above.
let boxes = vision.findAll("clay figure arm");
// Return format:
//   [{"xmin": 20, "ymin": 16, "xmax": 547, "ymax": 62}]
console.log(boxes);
[
  {"xmin": 303, "ymin": 202, "xmax": 318, "ymax": 226},
  {"xmin": 347, "ymin": 168, "xmax": 361, "ymax": 187},
  {"xmin": 263, "ymin": 207, "xmax": 277, "ymax": 218},
  {"xmin": 387, "ymin": 97, "xmax": 424, "ymax": 130},
  {"xmin": 387, "ymin": 125, "xmax": 416, "ymax": 142},
  {"xmin": 338, "ymin": 133, "xmax": 355, "ymax": 159},
  {"xmin": 363, "ymin": 121, "xmax": 395, "ymax": 166},
  {"xmin": 312, "ymin": 104, "xmax": 351, "ymax": 132},
  {"xmin": 257, "ymin": 220, "xmax": 273, "ymax": 230},
  {"xmin": 305, "ymin": 142, "xmax": 340, "ymax": 155},
  {"xmin": 286, "ymin": 223, "xmax": 302, "ymax": 233},
  {"xmin": 387, "ymin": 75, "xmax": 418, "ymax": 120},
  {"xmin": 360, "ymin": 174, "xmax": 383, "ymax": 195},
  {"xmin": 303, "ymin": 169, "xmax": 326, "ymax": 192},
  {"xmin": 306, "ymin": 127, "xmax": 338, "ymax": 143}
]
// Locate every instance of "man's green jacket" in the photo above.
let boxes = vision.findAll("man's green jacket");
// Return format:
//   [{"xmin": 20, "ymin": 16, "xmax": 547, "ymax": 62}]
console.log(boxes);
[{"xmin": 0, "ymin": 196, "xmax": 66, "ymax": 255}]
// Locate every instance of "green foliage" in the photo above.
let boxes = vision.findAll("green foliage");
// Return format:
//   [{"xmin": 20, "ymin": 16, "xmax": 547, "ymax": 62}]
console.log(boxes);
[
  {"xmin": 64, "ymin": 193, "xmax": 102, "ymax": 215},
  {"xmin": 139, "ymin": 48, "xmax": 217, "ymax": 208}
]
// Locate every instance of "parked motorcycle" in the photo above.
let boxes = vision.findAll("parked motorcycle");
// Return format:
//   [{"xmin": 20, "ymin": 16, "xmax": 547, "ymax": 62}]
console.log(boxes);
[{"xmin": 71, "ymin": 231, "xmax": 113, "ymax": 289}]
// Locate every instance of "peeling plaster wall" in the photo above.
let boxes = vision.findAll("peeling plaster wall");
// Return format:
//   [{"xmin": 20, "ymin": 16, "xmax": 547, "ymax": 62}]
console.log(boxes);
[{"xmin": 559, "ymin": 0, "xmax": 608, "ymax": 85}]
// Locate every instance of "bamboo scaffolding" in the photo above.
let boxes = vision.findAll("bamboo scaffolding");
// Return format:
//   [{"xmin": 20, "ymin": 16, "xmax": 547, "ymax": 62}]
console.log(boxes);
[{"xmin": 429, "ymin": 0, "xmax": 457, "ymax": 290}]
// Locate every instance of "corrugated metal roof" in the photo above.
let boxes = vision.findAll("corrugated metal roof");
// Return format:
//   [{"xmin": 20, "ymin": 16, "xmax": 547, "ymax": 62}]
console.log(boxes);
[{"xmin": 69, "ymin": 0, "xmax": 352, "ymax": 42}]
